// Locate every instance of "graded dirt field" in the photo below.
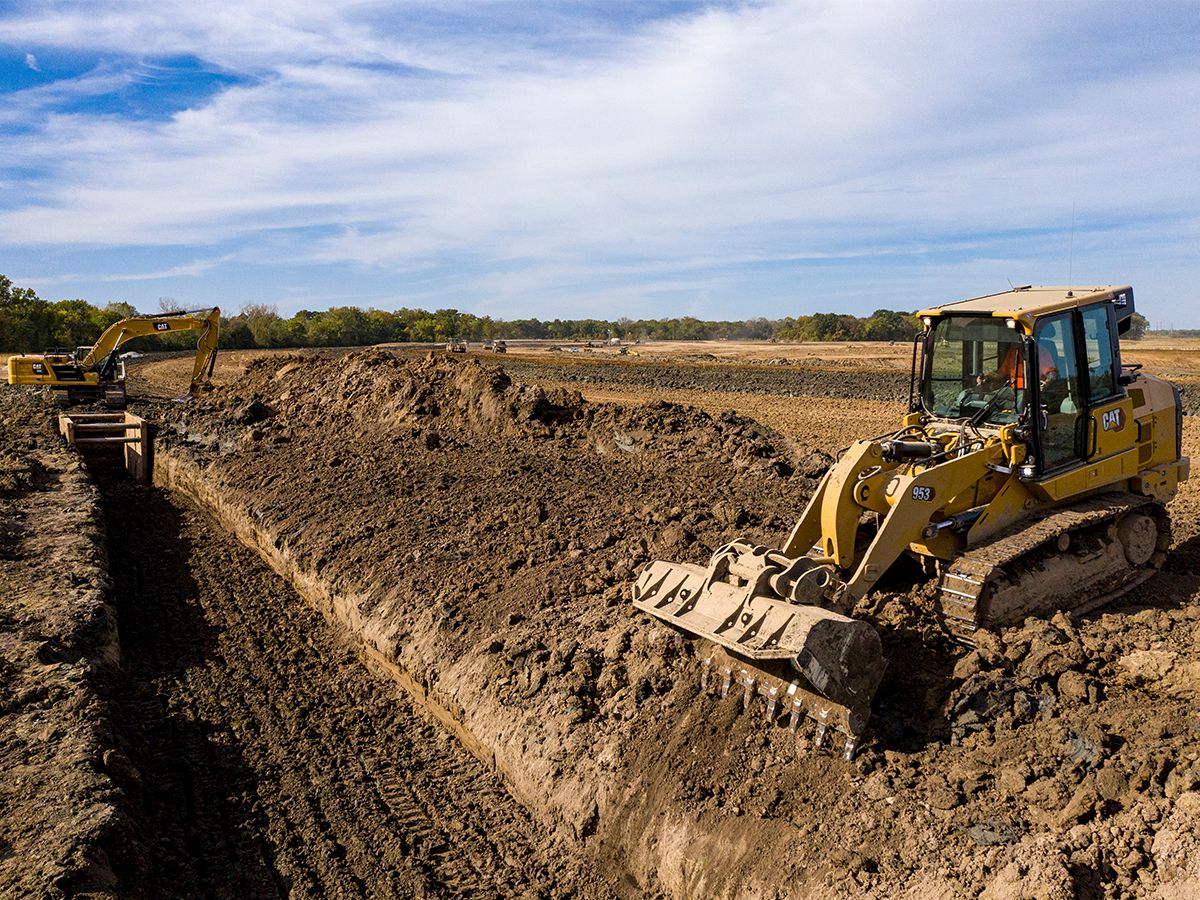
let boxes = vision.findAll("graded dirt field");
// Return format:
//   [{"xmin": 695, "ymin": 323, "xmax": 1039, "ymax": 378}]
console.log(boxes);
[{"xmin": 5, "ymin": 338, "xmax": 1200, "ymax": 898}]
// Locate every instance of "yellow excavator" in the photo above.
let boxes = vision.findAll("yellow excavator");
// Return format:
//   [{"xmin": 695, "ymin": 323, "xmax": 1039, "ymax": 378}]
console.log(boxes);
[
  {"xmin": 6, "ymin": 307, "xmax": 220, "ymax": 408},
  {"xmin": 633, "ymin": 285, "xmax": 1188, "ymax": 758}
]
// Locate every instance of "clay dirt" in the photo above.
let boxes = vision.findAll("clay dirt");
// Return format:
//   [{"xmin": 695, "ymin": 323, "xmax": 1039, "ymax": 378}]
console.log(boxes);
[{"xmin": 3, "ymin": 339, "xmax": 1200, "ymax": 898}]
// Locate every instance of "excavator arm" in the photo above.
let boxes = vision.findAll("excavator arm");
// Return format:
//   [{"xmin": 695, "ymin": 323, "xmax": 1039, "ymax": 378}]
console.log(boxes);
[{"xmin": 82, "ymin": 307, "xmax": 220, "ymax": 391}]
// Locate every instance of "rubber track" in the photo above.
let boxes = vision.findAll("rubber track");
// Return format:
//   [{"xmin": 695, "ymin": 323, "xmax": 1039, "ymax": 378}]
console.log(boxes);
[{"xmin": 101, "ymin": 483, "xmax": 595, "ymax": 899}]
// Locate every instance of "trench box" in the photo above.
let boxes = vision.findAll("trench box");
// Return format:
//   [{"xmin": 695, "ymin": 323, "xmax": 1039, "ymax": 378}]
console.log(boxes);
[{"xmin": 58, "ymin": 412, "xmax": 151, "ymax": 482}]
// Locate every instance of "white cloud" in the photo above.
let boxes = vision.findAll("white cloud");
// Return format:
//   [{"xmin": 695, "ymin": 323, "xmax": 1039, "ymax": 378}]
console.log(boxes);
[
  {"xmin": 0, "ymin": 1, "xmax": 1198, "ymax": 318},
  {"xmin": 23, "ymin": 51, "xmax": 39, "ymax": 71}
]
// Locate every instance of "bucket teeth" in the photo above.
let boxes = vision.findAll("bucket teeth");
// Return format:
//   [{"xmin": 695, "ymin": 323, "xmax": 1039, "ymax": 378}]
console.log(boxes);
[
  {"xmin": 812, "ymin": 707, "xmax": 831, "ymax": 752},
  {"xmin": 787, "ymin": 695, "xmax": 804, "ymax": 734},
  {"xmin": 842, "ymin": 734, "xmax": 858, "ymax": 761},
  {"xmin": 739, "ymin": 670, "xmax": 755, "ymax": 710},
  {"xmin": 693, "ymin": 646, "xmax": 867, "ymax": 761},
  {"xmin": 763, "ymin": 684, "xmax": 779, "ymax": 722}
]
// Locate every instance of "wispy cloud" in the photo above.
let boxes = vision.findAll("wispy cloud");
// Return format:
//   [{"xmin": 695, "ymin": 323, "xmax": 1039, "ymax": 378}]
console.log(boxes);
[
  {"xmin": 23, "ymin": 51, "xmax": 38, "ymax": 71},
  {"xmin": 0, "ymin": 1, "xmax": 1198, "ymax": 321},
  {"xmin": 16, "ymin": 254, "xmax": 230, "ymax": 288}
]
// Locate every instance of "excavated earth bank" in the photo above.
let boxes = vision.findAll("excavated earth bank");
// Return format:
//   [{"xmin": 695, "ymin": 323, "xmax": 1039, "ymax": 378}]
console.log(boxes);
[
  {"xmin": 141, "ymin": 351, "xmax": 1200, "ymax": 898},
  {"xmin": 2, "ymin": 383, "xmax": 609, "ymax": 899},
  {"xmin": 0, "ymin": 391, "xmax": 131, "ymax": 896}
]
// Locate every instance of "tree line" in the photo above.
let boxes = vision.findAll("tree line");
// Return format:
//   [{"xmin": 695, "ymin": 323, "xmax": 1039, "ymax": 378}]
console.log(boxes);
[{"xmin": 0, "ymin": 273, "xmax": 954, "ymax": 354}]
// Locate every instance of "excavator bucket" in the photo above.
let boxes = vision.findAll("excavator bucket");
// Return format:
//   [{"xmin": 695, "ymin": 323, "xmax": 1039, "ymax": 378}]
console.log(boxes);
[{"xmin": 632, "ymin": 540, "xmax": 885, "ymax": 757}]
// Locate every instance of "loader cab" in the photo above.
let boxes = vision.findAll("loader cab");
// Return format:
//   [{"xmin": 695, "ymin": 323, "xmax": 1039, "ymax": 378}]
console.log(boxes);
[
  {"xmin": 1027, "ymin": 299, "xmax": 1125, "ymax": 474},
  {"xmin": 919, "ymin": 286, "xmax": 1133, "ymax": 479}
]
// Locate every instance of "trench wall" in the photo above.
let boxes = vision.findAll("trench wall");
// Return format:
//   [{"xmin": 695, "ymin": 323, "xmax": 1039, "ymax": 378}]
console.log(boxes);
[
  {"xmin": 0, "ymin": 408, "xmax": 132, "ymax": 897},
  {"xmin": 154, "ymin": 446, "xmax": 810, "ymax": 898}
]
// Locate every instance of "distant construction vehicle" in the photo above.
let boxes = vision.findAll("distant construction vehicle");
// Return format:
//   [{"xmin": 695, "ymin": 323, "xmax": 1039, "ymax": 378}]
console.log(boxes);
[
  {"xmin": 7, "ymin": 307, "xmax": 220, "ymax": 408},
  {"xmin": 490, "ymin": 339, "xmax": 507, "ymax": 353},
  {"xmin": 446, "ymin": 338, "xmax": 468, "ymax": 354},
  {"xmin": 633, "ymin": 285, "xmax": 1188, "ymax": 758}
]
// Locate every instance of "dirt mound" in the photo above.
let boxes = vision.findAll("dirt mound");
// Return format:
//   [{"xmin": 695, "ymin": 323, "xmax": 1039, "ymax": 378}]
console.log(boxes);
[
  {"xmin": 1176, "ymin": 381, "xmax": 1200, "ymax": 416},
  {"xmin": 0, "ymin": 390, "xmax": 136, "ymax": 898},
  {"xmin": 495, "ymin": 355, "xmax": 909, "ymax": 403},
  {"xmin": 143, "ymin": 352, "xmax": 1200, "ymax": 897}
]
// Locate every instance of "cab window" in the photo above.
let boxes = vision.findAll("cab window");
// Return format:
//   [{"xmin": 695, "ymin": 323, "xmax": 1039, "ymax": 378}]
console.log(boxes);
[
  {"xmin": 923, "ymin": 316, "xmax": 1025, "ymax": 425},
  {"xmin": 1033, "ymin": 313, "xmax": 1085, "ymax": 469},
  {"xmin": 1080, "ymin": 303, "xmax": 1118, "ymax": 401}
]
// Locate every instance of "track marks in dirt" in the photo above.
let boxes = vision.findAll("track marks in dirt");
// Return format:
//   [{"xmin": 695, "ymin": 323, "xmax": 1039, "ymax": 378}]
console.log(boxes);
[{"xmin": 101, "ymin": 483, "xmax": 601, "ymax": 899}]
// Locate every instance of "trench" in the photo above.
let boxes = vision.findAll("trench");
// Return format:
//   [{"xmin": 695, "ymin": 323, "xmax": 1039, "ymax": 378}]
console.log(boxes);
[{"xmin": 98, "ymin": 477, "xmax": 606, "ymax": 898}]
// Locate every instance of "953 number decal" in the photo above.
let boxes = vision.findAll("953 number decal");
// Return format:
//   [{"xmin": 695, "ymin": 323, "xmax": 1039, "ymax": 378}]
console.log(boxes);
[{"xmin": 911, "ymin": 485, "xmax": 935, "ymax": 502}]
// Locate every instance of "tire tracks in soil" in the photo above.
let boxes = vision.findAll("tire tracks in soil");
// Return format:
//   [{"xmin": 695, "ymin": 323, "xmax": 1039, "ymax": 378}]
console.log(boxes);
[{"xmin": 101, "ymin": 482, "xmax": 603, "ymax": 899}]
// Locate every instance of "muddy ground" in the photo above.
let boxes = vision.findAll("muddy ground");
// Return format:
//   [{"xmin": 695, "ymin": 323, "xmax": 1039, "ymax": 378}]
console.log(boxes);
[
  {"xmin": 5, "ymin": 341, "xmax": 1200, "ymax": 898},
  {"xmin": 0, "ymin": 385, "xmax": 608, "ymax": 899},
  {"xmin": 139, "ymin": 351, "xmax": 1200, "ymax": 896}
]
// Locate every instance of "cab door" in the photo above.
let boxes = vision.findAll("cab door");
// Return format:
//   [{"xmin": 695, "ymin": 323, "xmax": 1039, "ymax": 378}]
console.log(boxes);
[
  {"xmin": 1080, "ymin": 301, "xmax": 1133, "ymax": 461},
  {"xmin": 1032, "ymin": 312, "xmax": 1087, "ymax": 472}
]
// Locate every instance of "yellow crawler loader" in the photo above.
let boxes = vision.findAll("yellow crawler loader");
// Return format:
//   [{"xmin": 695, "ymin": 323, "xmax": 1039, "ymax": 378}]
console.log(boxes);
[
  {"xmin": 7, "ymin": 307, "xmax": 220, "ymax": 408},
  {"xmin": 633, "ymin": 286, "xmax": 1188, "ymax": 758}
]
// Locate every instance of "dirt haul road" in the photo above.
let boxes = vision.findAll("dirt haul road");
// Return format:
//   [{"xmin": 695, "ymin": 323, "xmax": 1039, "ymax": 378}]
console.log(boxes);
[{"xmin": 117, "ymin": 350, "xmax": 1200, "ymax": 898}]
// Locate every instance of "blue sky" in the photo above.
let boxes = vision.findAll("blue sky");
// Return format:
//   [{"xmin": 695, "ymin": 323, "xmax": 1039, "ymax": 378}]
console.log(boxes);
[{"xmin": 1, "ymin": 1, "xmax": 1198, "ymax": 324}]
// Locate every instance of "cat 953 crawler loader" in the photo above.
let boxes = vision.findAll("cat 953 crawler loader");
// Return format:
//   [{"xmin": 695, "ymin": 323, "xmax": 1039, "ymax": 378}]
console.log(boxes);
[
  {"xmin": 7, "ymin": 307, "xmax": 220, "ymax": 408},
  {"xmin": 632, "ymin": 285, "xmax": 1188, "ymax": 758}
]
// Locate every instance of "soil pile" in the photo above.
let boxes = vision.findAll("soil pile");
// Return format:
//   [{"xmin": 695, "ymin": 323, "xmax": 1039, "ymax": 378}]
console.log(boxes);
[
  {"xmin": 0, "ymin": 391, "xmax": 134, "ymax": 897},
  {"xmin": 493, "ymin": 355, "xmax": 909, "ymax": 403},
  {"xmin": 144, "ymin": 352, "xmax": 1200, "ymax": 898}
]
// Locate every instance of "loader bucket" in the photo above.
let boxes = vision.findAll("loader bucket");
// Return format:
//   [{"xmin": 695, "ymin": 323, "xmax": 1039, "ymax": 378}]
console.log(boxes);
[{"xmin": 631, "ymin": 540, "xmax": 886, "ymax": 754}]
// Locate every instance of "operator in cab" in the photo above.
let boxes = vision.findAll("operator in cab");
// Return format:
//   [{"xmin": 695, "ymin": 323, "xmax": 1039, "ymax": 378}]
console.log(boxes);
[{"xmin": 977, "ymin": 341, "xmax": 1059, "ymax": 391}]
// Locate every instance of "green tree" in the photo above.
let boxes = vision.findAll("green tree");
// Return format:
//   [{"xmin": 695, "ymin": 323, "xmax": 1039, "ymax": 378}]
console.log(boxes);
[
  {"xmin": 862, "ymin": 309, "xmax": 919, "ymax": 341},
  {"xmin": 239, "ymin": 303, "xmax": 284, "ymax": 347},
  {"xmin": 1126, "ymin": 312, "xmax": 1150, "ymax": 340},
  {"xmin": 0, "ymin": 276, "xmax": 55, "ymax": 351},
  {"xmin": 51, "ymin": 299, "xmax": 100, "ymax": 348}
]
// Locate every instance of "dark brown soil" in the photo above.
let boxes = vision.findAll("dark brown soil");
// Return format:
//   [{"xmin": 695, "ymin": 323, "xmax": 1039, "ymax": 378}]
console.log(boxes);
[
  {"xmin": 99, "ymin": 481, "xmax": 607, "ymax": 898},
  {"xmin": 463, "ymin": 354, "xmax": 910, "ymax": 404},
  {"xmin": 0, "ymin": 384, "xmax": 609, "ymax": 899},
  {"xmin": 9, "ymin": 341, "xmax": 1199, "ymax": 898},
  {"xmin": 0, "ymin": 390, "xmax": 131, "ymax": 898},
  {"xmin": 135, "ymin": 351, "xmax": 1200, "ymax": 897}
]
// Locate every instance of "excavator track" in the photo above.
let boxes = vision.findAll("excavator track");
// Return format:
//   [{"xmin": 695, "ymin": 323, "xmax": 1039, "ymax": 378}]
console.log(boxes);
[{"xmin": 938, "ymin": 491, "xmax": 1171, "ymax": 644}]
